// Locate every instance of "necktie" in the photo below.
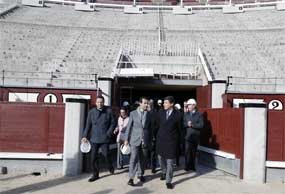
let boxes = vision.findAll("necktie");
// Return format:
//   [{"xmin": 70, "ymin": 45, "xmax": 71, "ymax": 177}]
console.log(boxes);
[
  {"xmin": 141, "ymin": 111, "xmax": 145, "ymax": 144},
  {"xmin": 166, "ymin": 110, "xmax": 169, "ymax": 120},
  {"xmin": 141, "ymin": 111, "xmax": 144, "ymax": 125}
]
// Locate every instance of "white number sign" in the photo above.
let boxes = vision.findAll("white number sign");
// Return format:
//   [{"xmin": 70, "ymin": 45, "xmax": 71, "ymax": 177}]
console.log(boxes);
[{"xmin": 268, "ymin": 100, "xmax": 283, "ymax": 110}]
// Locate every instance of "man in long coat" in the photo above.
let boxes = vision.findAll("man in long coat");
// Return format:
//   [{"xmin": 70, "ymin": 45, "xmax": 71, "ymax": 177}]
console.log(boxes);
[{"xmin": 156, "ymin": 96, "xmax": 182, "ymax": 189}]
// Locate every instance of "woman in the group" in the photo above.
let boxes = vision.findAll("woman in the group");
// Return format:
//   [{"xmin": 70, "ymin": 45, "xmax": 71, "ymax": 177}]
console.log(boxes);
[{"xmin": 114, "ymin": 107, "xmax": 130, "ymax": 169}]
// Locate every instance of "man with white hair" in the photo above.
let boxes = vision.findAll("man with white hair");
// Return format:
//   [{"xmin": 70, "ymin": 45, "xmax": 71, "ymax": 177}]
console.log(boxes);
[
  {"xmin": 183, "ymin": 98, "xmax": 204, "ymax": 172},
  {"xmin": 157, "ymin": 99, "xmax": 163, "ymax": 109}
]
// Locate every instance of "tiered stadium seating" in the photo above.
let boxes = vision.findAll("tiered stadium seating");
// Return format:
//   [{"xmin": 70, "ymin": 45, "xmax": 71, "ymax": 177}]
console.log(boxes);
[{"xmin": 1, "ymin": 3, "xmax": 285, "ymax": 92}]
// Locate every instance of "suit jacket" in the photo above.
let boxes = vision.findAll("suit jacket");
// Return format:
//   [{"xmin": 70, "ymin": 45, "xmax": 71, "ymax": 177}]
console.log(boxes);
[
  {"xmin": 183, "ymin": 110, "xmax": 204, "ymax": 144},
  {"xmin": 83, "ymin": 106, "xmax": 116, "ymax": 144},
  {"xmin": 124, "ymin": 108, "xmax": 151, "ymax": 147},
  {"xmin": 156, "ymin": 109, "xmax": 183, "ymax": 159}
]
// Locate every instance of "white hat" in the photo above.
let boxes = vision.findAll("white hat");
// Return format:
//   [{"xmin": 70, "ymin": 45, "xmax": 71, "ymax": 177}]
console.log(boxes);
[
  {"xmin": 122, "ymin": 101, "xmax": 129, "ymax": 106},
  {"xmin": 120, "ymin": 144, "xmax": 131, "ymax": 155},
  {"xmin": 157, "ymin": 99, "xmax": 162, "ymax": 104},
  {"xmin": 186, "ymin": 99, "xmax": 197, "ymax": 105},
  {"xmin": 174, "ymin": 103, "xmax": 181, "ymax": 110},
  {"xmin": 80, "ymin": 141, "xmax": 91, "ymax": 153}
]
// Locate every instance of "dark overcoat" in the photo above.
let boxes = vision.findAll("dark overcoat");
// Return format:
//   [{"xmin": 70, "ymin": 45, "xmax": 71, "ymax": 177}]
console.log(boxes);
[{"xmin": 156, "ymin": 109, "xmax": 182, "ymax": 159}]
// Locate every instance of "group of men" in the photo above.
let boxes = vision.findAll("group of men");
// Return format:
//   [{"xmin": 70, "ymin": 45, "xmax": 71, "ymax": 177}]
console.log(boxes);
[{"xmin": 81, "ymin": 95, "xmax": 204, "ymax": 189}]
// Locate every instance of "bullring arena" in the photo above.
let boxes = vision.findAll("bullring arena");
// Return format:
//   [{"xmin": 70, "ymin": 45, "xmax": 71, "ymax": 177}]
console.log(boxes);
[{"xmin": 1, "ymin": 0, "xmax": 285, "ymax": 193}]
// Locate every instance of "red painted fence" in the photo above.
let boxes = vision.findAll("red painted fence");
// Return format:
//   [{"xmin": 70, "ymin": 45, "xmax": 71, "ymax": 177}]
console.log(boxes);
[
  {"xmin": 223, "ymin": 93, "xmax": 285, "ymax": 161},
  {"xmin": 0, "ymin": 102, "xmax": 65, "ymax": 153},
  {"xmin": 267, "ymin": 109, "xmax": 285, "ymax": 161},
  {"xmin": 200, "ymin": 108, "xmax": 244, "ymax": 159}
]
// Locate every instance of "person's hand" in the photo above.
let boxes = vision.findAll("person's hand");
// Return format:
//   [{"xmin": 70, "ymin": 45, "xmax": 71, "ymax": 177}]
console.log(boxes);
[
  {"xmin": 81, "ymin": 137, "xmax": 88, "ymax": 143},
  {"xmin": 188, "ymin": 121, "xmax": 192, "ymax": 127},
  {"xmin": 124, "ymin": 140, "xmax": 129, "ymax": 145}
]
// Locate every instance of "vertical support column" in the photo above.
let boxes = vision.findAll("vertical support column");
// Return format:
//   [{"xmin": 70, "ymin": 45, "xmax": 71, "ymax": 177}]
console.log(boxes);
[
  {"xmin": 98, "ymin": 78, "xmax": 113, "ymax": 106},
  {"xmin": 63, "ymin": 99, "xmax": 87, "ymax": 176},
  {"xmin": 211, "ymin": 80, "xmax": 227, "ymax": 108},
  {"xmin": 240, "ymin": 102, "xmax": 267, "ymax": 183}
]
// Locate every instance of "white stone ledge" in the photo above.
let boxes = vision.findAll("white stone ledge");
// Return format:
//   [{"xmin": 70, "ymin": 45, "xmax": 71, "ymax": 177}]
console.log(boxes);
[
  {"xmin": 0, "ymin": 152, "xmax": 63, "ymax": 160},
  {"xmin": 198, "ymin": 145, "xmax": 236, "ymax": 159}
]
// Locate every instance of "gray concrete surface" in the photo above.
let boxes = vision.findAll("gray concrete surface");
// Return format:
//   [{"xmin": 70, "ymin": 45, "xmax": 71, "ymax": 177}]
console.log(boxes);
[{"xmin": 1, "ymin": 164, "xmax": 285, "ymax": 194}]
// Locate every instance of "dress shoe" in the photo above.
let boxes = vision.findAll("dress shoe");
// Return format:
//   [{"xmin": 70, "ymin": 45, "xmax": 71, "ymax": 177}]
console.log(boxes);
[
  {"xmin": 160, "ymin": 174, "xmax": 166, "ymax": 180},
  {"xmin": 127, "ymin": 179, "xmax": 135, "ymax": 186},
  {"xmin": 166, "ymin": 183, "xmax": 173, "ymax": 189},
  {"xmin": 184, "ymin": 167, "xmax": 190, "ymax": 172},
  {"xmin": 138, "ymin": 176, "xmax": 145, "ymax": 182},
  {"xmin": 88, "ymin": 175, "xmax": 99, "ymax": 182},
  {"xmin": 151, "ymin": 168, "xmax": 156, "ymax": 174},
  {"xmin": 109, "ymin": 167, "xmax": 115, "ymax": 174}
]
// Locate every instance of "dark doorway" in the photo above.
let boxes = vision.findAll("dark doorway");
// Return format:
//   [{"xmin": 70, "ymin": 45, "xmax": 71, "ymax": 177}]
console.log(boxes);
[{"xmin": 117, "ymin": 77, "xmax": 199, "ymax": 108}]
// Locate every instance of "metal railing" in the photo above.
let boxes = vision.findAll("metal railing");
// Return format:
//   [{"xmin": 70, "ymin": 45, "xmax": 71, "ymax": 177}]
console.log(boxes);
[
  {"xmin": 1, "ymin": 70, "xmax": 98, "ymax": 89},
  {"xmin": 226, "ymin": 76, "xmax": 285, "ymax": 93},
  {"xmin": 121, "ymin": 40, "xmax": 199, "ymax": 57}
]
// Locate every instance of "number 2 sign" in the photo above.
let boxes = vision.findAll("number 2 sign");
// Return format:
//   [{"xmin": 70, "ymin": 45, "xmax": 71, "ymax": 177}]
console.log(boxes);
[{"xmin": 268, "ymin": 100, "xmax": 283, "ymax": 110}]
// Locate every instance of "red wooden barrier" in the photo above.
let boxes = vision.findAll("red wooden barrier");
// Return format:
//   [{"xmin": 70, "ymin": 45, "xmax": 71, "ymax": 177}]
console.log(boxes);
[
  {"xmin": 267, "ymin": 109, "xmax": 285, "ymax": 161},
  {"xmin": 200, "ymin": 108, "xmax": 244, "ymax": 158},
  {"xmin": 196, "ymin": 85, "xmax": 212, "ymax": 108},
  {"xmin": 223, "ymin": 93, "xmax": 285, "ymax": 161},
  {"xmin": 0, "ymin": 102, "xmax": 65, "ymax": 153}
]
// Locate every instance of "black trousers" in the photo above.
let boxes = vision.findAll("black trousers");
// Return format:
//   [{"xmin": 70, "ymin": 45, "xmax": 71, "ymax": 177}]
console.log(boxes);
[
  {"xmin": 90, "ymin": 142, "xmax": 113, "ymax": 176},
  {"xmin": 176, "ymin": 145, "xmax": 181, "ymax": 166},
  {"xmin": 142, "ymin": 144, "xmax": 150, "ymax": 169},
  {"xmin": 150, "ymin": 140, "xmax": 157, "ymax": 170},
  {"xmin": 185, "ymin": 141, "xmax": 198, "ymax": 170}
]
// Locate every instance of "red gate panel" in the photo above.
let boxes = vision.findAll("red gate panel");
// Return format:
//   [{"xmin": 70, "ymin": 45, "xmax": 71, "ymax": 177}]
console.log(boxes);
[
  {"xmin": 267, "ymin": 110, "xmax": 285, "ymax": 161},
  {"xmin": 0, "ymin": 102, "xmax": 65, "ymax": 153},
  {"xmin": 200, "ymin": 108, "xmax": 244, "ymax": 158}
]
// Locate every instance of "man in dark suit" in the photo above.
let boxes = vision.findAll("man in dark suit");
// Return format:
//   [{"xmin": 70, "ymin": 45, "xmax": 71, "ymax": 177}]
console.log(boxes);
[
  {"xmin": 149, "ymin": 102, "xmax": 159, "ymax": 174},
  {"xmin": 81, "ymin": 96, "xmax": 116, "ymax": 182},
  {"xmin": 183, "ymin": 98, "xmax": 204, "ymax": 172},
  {"xmin": 124, "ymin": 97, "xmax": 152, "ymax": 186},
  {"xmin": 156, "ymin": 96, "xmax": 182, "ymax": 189}
]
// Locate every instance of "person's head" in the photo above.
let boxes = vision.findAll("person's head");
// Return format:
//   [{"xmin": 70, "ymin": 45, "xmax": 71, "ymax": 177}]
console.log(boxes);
[
  {"xmin": 122, "ymin": 101, "xmax": 129, "ymax": 107},
  {"xmin": 174, "ymin": 103, "xmax": 181, "ymax": 110},
  {"xmin": 157, "ymin": 99, "xmax": 162, "ymax": 107},
  {"xmin": 96, "ymin": 96, "xmax": 105, "ymax": 109},
  {"xmin": 186, "ymin": 98, "xmax": 197, "ymax": 112},
  {"xmin": 147, "ymin": 99, "xmax": 154, "ymax": 111},
  {"xmin": 184, "ymin": 100, "xmax": 187, "ymax": 107},
  {"xmin": 120, "ymin": 107, "xmax": 128, "ymax": 118},
  {"xmin": 139, "ymin": 97, "xmax": 149, "ymax": 111},
  {"xmin": 184, "ymin": 100, "xmax": 188, "ymax": 112},
  {"xmin": 163, "ymin": 96, "xmax": 175, "ymax": 110}
]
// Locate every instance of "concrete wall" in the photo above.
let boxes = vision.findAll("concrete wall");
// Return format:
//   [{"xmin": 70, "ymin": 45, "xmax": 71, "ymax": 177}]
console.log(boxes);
[
  {"xmin": 63, "ymin": 99, "xmax": 86, "ymax": 176},
  {"xmin": 198, "ymin": 151, "xmax": 240, "ymax": 177},
  {"xmin": 98, "ymin": 78, "xmax": 112, "ymax": 106},
  {"xmin": 0, "ymin": 159, "xmax": 63, "ymax": 175},
  {"xmin": 266, "ymin": 167, "xmax": 285, "ymax": 183},
  {"xmin": 240, "ymin": 102, "xmax": 267, "ymax": 184},
  {"xmin": 211, "ymin": 81, "xmax": 226, "ymax": 108}
]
